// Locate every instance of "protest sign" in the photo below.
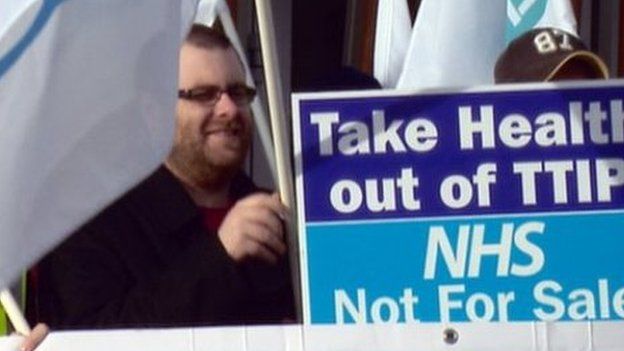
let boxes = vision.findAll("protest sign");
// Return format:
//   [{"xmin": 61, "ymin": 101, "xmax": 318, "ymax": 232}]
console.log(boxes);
[{"xmin": 293, "ymin": 81, "xmax": 624, "ymax": 324}]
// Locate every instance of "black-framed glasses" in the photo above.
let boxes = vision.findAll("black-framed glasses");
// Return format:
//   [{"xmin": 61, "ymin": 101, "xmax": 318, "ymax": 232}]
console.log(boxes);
[{"xmin": 178, "ymin": 84, "xmax": 256, "ymax": 106}]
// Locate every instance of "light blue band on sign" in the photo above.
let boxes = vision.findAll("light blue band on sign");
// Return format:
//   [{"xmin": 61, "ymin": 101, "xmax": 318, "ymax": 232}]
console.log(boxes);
[
  {"xmin": 306, "ymin": 211, "xmax": 624, "ymax": 324},
  {"xmin": 0, "ymin": 0, "xmax": 67, "ymax": 80}
]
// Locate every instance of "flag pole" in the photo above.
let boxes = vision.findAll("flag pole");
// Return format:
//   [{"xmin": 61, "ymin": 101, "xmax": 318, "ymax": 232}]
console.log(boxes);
[
  {"xmin": 253, "ymin": 0, "xmax": 301, "ymax": 321},
  {"xmin": 0, "ymin": 289, "xmax": 30, "ymax": 335}
]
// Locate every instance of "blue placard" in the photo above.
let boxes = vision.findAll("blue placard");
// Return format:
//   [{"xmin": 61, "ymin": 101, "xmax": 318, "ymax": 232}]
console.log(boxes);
[{"xmin": 292, "ymin": 81, "xmax": 624, "ymax": 324}]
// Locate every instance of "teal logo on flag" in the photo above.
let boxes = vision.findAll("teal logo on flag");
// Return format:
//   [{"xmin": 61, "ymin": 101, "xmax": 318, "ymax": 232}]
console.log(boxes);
[
  {"xmin": 505, "ymin": 0, "xmax": 547, "ymax": 43},
  {"xmin": 0, "ymin": 0, "xmax": 66, "ymax": 79}
]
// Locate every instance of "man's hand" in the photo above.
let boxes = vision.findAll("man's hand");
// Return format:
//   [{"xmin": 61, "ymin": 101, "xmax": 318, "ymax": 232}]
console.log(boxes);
[
  {"xmin": 218, "ymin": 192, "xmax": 289, "ymax": 263},
  {"xmin": 19, "ymin": 323, "xmax": 49, "ymax": 351}
]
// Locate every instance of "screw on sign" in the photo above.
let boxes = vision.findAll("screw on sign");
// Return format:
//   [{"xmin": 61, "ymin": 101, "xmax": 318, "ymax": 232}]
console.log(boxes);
[{"xmin": 443, "ymin": 328, "xmax": 459, "ymax": 345}]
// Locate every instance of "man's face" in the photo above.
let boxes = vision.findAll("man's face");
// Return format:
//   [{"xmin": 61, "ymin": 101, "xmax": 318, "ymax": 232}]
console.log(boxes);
[{"xmin": 169, "ymin": 44, "xmax": 252, "ymax": 185}]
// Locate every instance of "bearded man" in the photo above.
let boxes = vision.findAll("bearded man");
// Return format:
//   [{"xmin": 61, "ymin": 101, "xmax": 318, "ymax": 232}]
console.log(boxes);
[{"xmin": 35, "ymin": 25, "xmax": 294, "ymax": 329}]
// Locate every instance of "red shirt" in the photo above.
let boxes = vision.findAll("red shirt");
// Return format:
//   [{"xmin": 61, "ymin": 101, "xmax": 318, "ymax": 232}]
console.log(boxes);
[{"xmin": 199, "ymin": 206, "xmax": 231, "ymax": 233}]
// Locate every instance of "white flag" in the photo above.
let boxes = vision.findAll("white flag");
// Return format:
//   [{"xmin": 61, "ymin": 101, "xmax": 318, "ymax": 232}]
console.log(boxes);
[
  {"xmin": 195, "ymin": 0, "xmax": 223, "ymax": 27},
  {"xmin": 0, "ymin": 0, "xmax": 198, "ymax": 288},
  {"xmin": 396, "ymin": 0, "xmax": 507, "ymax": 89},
  {"xmin": 506, "ymin": 0, "xmax": 578, "ymax": 42},
  {"xmin": 373, "ymin": 0, "xmax": 412, "ymax": 88}
]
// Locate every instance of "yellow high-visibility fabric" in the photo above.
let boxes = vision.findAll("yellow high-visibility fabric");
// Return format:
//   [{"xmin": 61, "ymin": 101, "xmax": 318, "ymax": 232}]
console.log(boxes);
[
  {"xmin": 0, "ymin": 274, "xmax": 27, "ymax": 335},
  {"xmin": 0, "ymin": 306, "xmax": 7, "ymax": 335}
]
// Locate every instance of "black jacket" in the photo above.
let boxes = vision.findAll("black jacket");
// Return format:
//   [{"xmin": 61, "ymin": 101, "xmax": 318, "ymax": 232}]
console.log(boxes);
[{"xmin": 35, "ymin": 166, "xmax": 294, "ymax": 329}]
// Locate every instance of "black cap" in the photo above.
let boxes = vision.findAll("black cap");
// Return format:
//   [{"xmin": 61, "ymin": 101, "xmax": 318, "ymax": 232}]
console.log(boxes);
[{"xmin": 494, "ymin": 27, "xmax": 609, "ymax": 83}]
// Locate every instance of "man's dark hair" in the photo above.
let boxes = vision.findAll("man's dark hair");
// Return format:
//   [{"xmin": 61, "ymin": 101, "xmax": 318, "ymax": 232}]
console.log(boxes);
[{"xmin": 185, "ymin": 24, "xmax": 232, "ymax": 50}]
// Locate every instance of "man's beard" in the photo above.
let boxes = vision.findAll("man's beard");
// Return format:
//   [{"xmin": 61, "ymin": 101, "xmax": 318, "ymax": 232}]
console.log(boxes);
[{"xmin": 166, "ymin": 137, "xmax": 248, "ymax": 190}]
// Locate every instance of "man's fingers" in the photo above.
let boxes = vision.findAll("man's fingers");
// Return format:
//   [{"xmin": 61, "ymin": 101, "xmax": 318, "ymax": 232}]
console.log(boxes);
[
  {"xmin": 219, "ymin": 192, "xmax": 291, "ymax": 263},
  {"xmin": 270, "ymin": 192, "xmax": 291, "ymax": 221},
  {"xmin": 239, "ymin": 192, "xmax": 290, "ymax": 221},
  {"xmin": 247, "ymin": 240, "xmax": 278, "ymax": 264},
  {"xmin": 245, "ymin": 225, "xmax": 287, "ymax": 255},
  {"xmin": 241, "ymin": 207, "xmax": 284, "ymax": 238},
  {"xmin": 20, "ymin": 323, "xmax": 49, "ymax": 351}
]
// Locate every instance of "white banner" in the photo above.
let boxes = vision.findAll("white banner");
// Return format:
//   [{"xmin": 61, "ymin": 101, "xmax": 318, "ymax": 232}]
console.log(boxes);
[{"xmin": 1, "ymin": 323, "xmax": 623, "ymax": 351}]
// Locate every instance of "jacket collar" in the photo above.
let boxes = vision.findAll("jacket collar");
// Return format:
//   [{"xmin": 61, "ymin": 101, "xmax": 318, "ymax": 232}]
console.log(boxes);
[{"xmin": 126, "ymin": 165, "xmax": 259, "ymax": 238}]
